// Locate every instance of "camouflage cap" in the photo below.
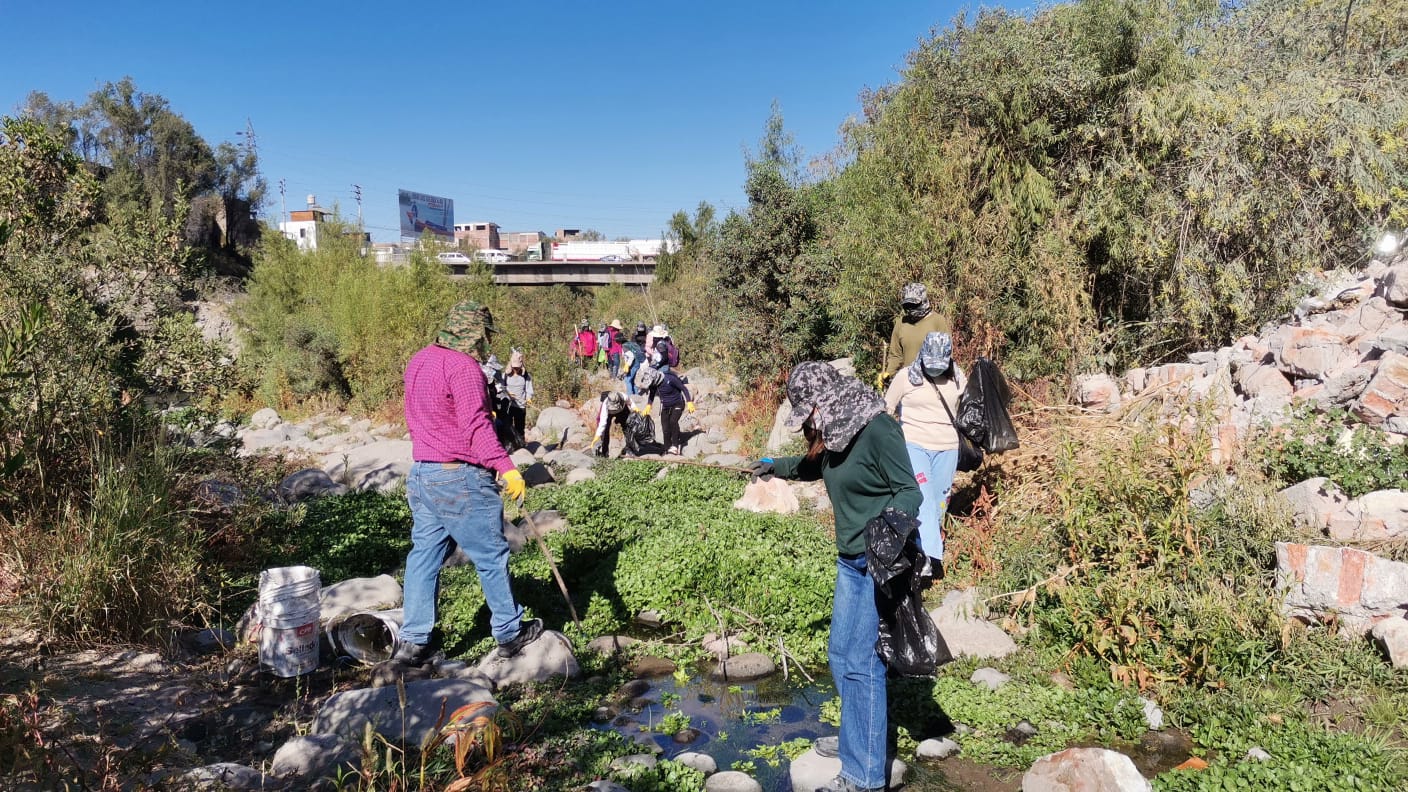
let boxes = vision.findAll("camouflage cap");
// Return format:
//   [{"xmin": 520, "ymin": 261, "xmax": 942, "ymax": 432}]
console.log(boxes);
[
  {"xmin": 436, "ymin": 300, "xmax": 496, "ymax": 355},
  {"xmin": 901, "ymin": 282, "xmax": 928, "ymax": 306}
]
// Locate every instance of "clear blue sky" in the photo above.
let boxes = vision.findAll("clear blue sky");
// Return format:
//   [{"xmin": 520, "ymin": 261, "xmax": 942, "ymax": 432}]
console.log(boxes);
[{"xmin": 2, "ymin": 1, "xmax": 979, "ymax": 243}]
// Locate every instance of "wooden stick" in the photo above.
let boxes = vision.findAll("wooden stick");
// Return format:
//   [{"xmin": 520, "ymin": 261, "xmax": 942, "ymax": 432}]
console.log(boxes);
[{"xmin": 519, "ymin": 502, "xmax": 583, "ymax": 630}]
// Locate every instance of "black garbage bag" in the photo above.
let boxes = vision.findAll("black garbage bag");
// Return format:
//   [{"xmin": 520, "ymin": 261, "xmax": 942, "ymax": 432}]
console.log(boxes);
[
  {"xmin": 626, "ymin": 411, "xmax": 656, "ymax": 451},
  {"xmin": 956, "ymin": 357, "xmax": 1020, "ymax": 453},
  {"xmin": 865, "ymin": 507, "xmax": 952, "ymax": 677},
  {"xmin": 876, "ymin": 576, "xmax": 952, "ymax": 677}
]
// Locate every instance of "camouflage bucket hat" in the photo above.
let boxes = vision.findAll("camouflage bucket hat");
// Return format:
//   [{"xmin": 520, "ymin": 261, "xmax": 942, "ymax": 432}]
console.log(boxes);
[
  {"xmin": 436, "ymin": 300, "xmax": 496, "ymax": 354},
  {"xmin": 783, "ymin": 362, "xmax": 842, "ymax": 430}
]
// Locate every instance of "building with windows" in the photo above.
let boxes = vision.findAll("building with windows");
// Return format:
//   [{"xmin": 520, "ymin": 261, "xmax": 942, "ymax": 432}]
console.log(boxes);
[
  {"xmin": 454, "ymin": 221, "xmax": 500, "ymax": 252},
  {"xmin": 279, "ymin": 195, "xmax": 329, "ymax": 250}
]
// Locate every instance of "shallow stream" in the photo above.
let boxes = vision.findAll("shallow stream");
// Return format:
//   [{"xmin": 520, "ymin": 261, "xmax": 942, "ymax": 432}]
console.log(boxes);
[{"xmin": 595, "ymin": 662, "xmax": 1194, "ymax": 792}]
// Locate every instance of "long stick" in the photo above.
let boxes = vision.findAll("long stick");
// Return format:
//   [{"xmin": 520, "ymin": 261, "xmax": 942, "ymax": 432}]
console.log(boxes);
[
  {"xmin": 520, "ymin": 502, "xmax": 582, "ymax": 629},
  {"xmin": 639, "ymin": 457, "xmax": 754, "ymax": 475}
]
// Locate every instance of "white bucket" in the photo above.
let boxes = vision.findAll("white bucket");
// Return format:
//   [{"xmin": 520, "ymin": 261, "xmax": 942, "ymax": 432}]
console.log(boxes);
[
  {"xmin": 257, "ymin": 566, "xmax": 321, "ymax": 677},
  {"xmin": 327, "ymin": 609, "xmax": 404, "ymax": 665}
]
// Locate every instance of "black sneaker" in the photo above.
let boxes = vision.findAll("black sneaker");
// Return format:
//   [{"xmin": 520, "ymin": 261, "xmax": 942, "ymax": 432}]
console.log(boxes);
[
  {"xmin": 814, "ymin": 735, "xmax": 839, "ymax": 758},
  {"xmin": 389, "ymin": 640, "xmax": 441, "ymax": 667},
  {"xmin": 496, "ymin": 618, "xmax": 544, "ymax": 658}
]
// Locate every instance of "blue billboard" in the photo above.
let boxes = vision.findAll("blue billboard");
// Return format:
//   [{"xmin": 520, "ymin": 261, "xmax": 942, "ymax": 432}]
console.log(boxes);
[{"xmin": 398, "ymin": 189, "xmax": 454, "ymax": 240}]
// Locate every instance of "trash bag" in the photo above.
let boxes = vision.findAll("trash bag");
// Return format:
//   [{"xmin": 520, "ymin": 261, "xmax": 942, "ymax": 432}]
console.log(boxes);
[
  {"xmin": 956, "ymin": 358, "xmax": 1019, "ymax": 453},
  {"xmin": 876, "ymin": 580, "xmax": 952, "ymax": 677},
  {"xmin": 866, "ymin": 507, "xmax": 952, "ymax": 677},
  {"xmin": 626, "ymin": 411, "xmax": 656, "ymax": 450}
]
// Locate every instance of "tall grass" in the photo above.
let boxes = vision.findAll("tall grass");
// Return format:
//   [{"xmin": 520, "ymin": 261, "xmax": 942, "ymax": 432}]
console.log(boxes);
[{"xmin": 1, "ymin": 424, "xmax": 206, "ymax": 645}]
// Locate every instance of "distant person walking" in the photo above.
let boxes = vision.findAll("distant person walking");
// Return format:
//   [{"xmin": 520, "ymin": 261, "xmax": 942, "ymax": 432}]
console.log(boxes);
[
  {"xmin": 396, "ymin": 300, "xmax": 543, "ymax": 667},
  {"xmin": 884, "ymin": 332, "xmax": 964, "ymax": 568},
  {"xmin": 607, "ymin": 320, "xmax": 625, "ymax": 378},
  {"xmin": 571, "ymin": 321, "xmax": 597, "ymax": 368},
  {"xmin": 878, "ymin": 283, "xmax": 951, "ymax": 390},
  {"xmin": 503, "ymin": 348, "xmax": 534, "ymax": 449},
  {"xmin": 622, "ymin": 332, "xmax": 645, "ymax": 396},
  {"xmin": 750, "ymin": 362, "xmax": 920, "ymax": 792}
]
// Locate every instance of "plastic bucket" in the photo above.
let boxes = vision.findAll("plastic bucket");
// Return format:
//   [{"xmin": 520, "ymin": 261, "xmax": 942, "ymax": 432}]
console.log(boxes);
[
  {"xmin": 328, "ymin": 609, "xmax": 404, "ymax": 665},
  {"xmin": 257, "ymin": 566, "xmax": 321, "ymax": 677}
]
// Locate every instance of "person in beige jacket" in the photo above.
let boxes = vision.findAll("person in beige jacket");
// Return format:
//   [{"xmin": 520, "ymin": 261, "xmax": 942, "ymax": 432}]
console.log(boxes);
[{"xmin": 884, "ymin": 331, "xmax": 965, "ymax": 566}]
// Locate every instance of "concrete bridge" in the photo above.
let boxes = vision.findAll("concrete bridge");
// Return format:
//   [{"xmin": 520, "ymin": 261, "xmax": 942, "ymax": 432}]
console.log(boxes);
[{"xmin": 448, "ymin": 260, "xmax": 656, "ymax": 286}]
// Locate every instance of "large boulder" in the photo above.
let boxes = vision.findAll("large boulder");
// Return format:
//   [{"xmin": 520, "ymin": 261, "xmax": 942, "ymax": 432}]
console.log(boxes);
[
  {"xmin": 535, "ymin": 407, "xmax": 587, "ymax": 444},
  {"xmin": 733, "ymin": 477, "xmax": 800, "ymax": 515},
  {"xmin": 1382, "ymin": 261, "xmax": 1408, "ymax": 308},
  {"xmin": 249, "ymin": 408, "xmax": 282, "ymax": 430},
  {"xmin": 1075, "ymin": 374, "xmax": 1121, "ymax": 412},
  {"xmin": 277, "ymin": 468, "xmax": 347, "ymax": 503},
  {"xmin": 929, "ymin": 589, "xmax": 1017, "ymax": 660},
  {"xmin": 1233, "ymin": 363, "xmax": 1294, "ymax": 400},
  {"xmin": 1352, "ymin": 351, "xmax": 1408, "ymax": 427},
  {"xmin": 705, "ymin": 771, "xmax": 762, "ymax": 792},
  {"xmin": 789, "ymin": 748, "xmax": 906, "ymax": 792},
  {"xmin": 1276, "ymin": 542, "xmax": 1408, "ymax": 635},
  {"xmin": 1327, "ymin": 490, "xmax": 1408, "ymax": 541},
  {"xmin": 270, "ymin": 734, "xmax": 360, "ymax": 785},
  {"xmin": 319, "ymin": 575, "xmax": 403, "ymax": 623},
  {"xmin": 1021, "ymin": 747, "xmax": 1151, "ymax": 792},
  {"xmin": 311, "ymin": 678, "xmax": 495, "ymax": 746},
  {"xmin": 1371, "ymin": 617, "xmax": 1408, "ymax": 668},
  {"xmin": 1270, "ymin": 326, "xmax": 1352, "ymax": 380},
  {"xmin": 708, "ymin": 652, "xmax": 776, "ymax": 682},
  {"xmin": 322, "ymin": 440, "xmax": 413, "ymax": 492},
  {"xmin": 1278, "ymin": 478, "xmax": 1348, "ymax": 533},
  {"xmin": 473, "ymin": 630, "xmax": 580, "ymax": 689}
]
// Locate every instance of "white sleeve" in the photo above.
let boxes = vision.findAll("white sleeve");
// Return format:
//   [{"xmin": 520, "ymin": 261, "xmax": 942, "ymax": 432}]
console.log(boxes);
[{"xmin": 595, "ymin": 406, "xmax": 610, "ymax": 437}]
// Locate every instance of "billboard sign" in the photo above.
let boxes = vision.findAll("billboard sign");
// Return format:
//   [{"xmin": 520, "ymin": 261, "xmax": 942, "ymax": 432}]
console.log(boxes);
[{"xmin": 398, "ymin": 189, "xmax": 454, "ymax": 240}]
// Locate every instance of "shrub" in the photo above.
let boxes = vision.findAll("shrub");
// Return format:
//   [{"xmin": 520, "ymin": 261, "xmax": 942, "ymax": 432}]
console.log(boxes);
[{"xmin": 1261, "ymin": 405, "xmax": 1408, "ymax": 498}]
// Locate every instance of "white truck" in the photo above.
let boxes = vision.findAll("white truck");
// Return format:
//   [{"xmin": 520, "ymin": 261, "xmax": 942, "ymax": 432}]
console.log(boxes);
[{"xmin": 549, "ymin": 239, "xmax": 679, "ymax": 262}]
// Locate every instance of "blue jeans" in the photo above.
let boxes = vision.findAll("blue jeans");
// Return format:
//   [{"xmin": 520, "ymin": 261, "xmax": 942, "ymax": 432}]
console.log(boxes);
[
  {"xmin": 830, "ymin": 555, "xmax": 887, "ymax": 789},
  {"xmin": 401, "ymin": 463, "xmax": 524, "ymax": 646},
  {"xmin": 626, "ymin": 360, "xmax": 641, "ymax": 395},
  {"xmin": 905, "ymin": 443, "xmax": 958, "ymax": 562}
]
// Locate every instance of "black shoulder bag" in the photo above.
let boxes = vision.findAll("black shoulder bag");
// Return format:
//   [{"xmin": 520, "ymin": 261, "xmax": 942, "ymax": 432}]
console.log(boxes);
[{"xmin": 933, "ymin": 380, "xmax": 984, "ymax": 472}]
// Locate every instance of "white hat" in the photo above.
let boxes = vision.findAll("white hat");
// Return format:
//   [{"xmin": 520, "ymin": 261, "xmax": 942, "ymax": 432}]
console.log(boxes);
[{"xmin": 652, "ymin": 324, "xmax": 669, "ymax": 337}]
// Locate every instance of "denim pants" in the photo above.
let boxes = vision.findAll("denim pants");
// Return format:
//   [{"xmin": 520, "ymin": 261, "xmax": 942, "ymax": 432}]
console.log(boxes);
[
  {"xmin": 905, "ymin": 443, "xmax": 958, "ymax": 562},
  {"xmin": 830, "ymin": 555, "xmax": 888, "ymax": 789},
  {"xmin": 626, "ymin": 360, "xmax": 641, "ymax": 395},
  {"xmin": 401, "ymin": 462, "xmax": 524, "ymax": 646}
]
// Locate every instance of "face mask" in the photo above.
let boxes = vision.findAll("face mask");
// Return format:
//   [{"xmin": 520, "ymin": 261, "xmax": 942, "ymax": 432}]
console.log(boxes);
[{"xmin": 923, "ymin": 363, "xmax": 948, "ymax": 379}]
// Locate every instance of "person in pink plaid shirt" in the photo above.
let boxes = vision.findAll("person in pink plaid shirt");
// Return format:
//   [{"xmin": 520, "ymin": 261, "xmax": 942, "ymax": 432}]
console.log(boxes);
[{"xmin": 392, "ymin": 300, "xmax": 543, "ymax": 667}]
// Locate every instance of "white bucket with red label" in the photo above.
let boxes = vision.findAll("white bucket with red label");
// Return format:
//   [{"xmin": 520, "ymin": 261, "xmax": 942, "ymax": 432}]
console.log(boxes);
[{"xmin": 257, "ymin": 566, "xmax": 322, "ymax": 677}]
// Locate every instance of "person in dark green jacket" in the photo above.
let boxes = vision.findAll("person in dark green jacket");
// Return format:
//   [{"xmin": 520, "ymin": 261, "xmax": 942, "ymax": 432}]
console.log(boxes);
[{"xmin": 751, "ymin": 361, "xmax": 920, "ymax": 792}]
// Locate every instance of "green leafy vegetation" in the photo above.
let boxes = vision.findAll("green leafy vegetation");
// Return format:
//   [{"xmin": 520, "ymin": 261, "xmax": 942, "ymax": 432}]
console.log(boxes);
[{"xmin": 1262, "ymin": 406, "xmax": 1408, "ymax": 498}]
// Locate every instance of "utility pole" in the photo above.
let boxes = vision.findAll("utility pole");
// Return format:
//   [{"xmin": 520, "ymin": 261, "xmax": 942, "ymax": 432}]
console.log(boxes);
[
  {"xmin": 279, "ymin": 178, "xmax": 287, "ymax": 226},
  {"xmin": 353, "ymin": 184, "xmax": 363, "ymax": 228}
]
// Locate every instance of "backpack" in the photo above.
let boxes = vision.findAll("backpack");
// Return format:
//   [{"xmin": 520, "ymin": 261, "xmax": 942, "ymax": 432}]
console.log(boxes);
[{"xmin": 665, "ymin": 339, "xmax": 680, "ymax": 368}]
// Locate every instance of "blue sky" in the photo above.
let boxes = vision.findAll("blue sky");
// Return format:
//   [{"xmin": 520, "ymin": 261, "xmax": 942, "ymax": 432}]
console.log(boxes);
[{"xmin": 2, "ymin": 1, "xmax": 976, "ymax": 243}]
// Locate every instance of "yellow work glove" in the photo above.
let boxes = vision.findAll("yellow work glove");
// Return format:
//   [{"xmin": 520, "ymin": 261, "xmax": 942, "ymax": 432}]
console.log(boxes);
[
  {"xmin": 500, "ymin": 469, "xmax": 526, "ymax": 501},
  {"xmin": 686, "ymin": 401, "xmax": 696, "ymax": 414},
  {"xmin": 638, "ymin": 404, "xmax": 652, "ymax": 417},
  {"xmin": 874, "ymin": 370, "xmax": 892, "ymax": 391}
]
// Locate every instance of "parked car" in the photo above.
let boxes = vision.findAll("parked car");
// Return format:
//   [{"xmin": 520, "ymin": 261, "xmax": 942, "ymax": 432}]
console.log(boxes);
[
  {"xmin": 437, "ymin": 251, "xmax": 472, "ymax": 265},
  {"xmin": 599, "ymin": 254, "xmax": 629, "ymax": 262},
  {"xmin": 475, "ymin": 250, "xmax": 511, "ymax": 263}
]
